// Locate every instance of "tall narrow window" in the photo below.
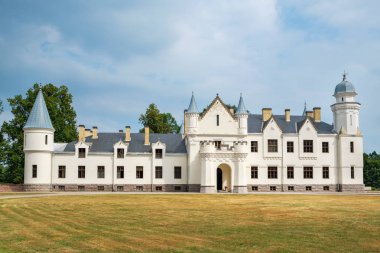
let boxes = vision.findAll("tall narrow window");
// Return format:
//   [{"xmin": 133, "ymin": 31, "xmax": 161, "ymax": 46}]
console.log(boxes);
[
  {"xmin": 155, "ymin": 166, "xmax": 163, "ymax": 179},
  {"xmin": 303, "ymin": 167, "xmax": 313, "ymax": 179},
  {"xmin": 117, "ymin": 166, "xmax": 124, "ymax": 179},
  {"xmin": 268, "ymin": 167, "xmax": 278, "ymax": 179},
  {"xmin": 78, "ymin": 148, "xmax": 86, "ymax": 158},
  {"xmin": 287, "ymin": 167, "xmax": 294, "ymax": 179},
  {"xmin": 155, "ymin": 149, "xmax": 163, "ymax": 159},
  {"xmin": 32, "ymin": 165, "xmax": 37, "ymax": 178},
  {"xmin": 351, "ymin": 166, "xmax": 355, "ymax": 179},
  {"xmin": 251, "ymin": 141, "xmax": 258, "ymax": 152},
  {"xmin": 58, "ymin": 166, "xmax": 66, "ymax": 178},
  {"xmin": 97, "ymin": 166, "xmax": 105, "ymax": 178},
  {"xmin": 216, "ymin": 115, "xmax": 219, "ymax": 126},
  {"xmin": 136, "ymin": 166, "xmax": 143, "ymax": 179},
  {"xmin": 350, "ymin": 115, "xmax": 353, "ymax": 126},
  {"xmin": 350, "ymin": 142, "xmax": 354, "ymax": 153},
  {"xmin": 78, "ymin": 166, "xmax": 85, "ymax": 178},
  {"xmin": 174, "ymin": 166, "xmax": 181, "ymax": 179},
  {"xmin": 45, "ymin": 135, "xmax": 48, "ymax": 145},
  {"xmin": 268, "ymin": 139, "xmax": 278, "ymax": 153},
  {"xmin": 287, "ymin": 142, "xmax": 294, "ymax": 153},
  {"xmin": 322, "ymin": 142, "xmax": 329, "ymax": 153},
  {"xmin": 117, "ymin": 148, "xmax": 124, "ymax": 158},
  {"xmin": 323, "ymin": 167, "xmax": 329, "ymax": 179},
  {"xmin": 303, "ymin": 140, "xmax": 313, "ymax": 153},
  {"xmin": 251, "ymin": 166, "xmax": 258, "ymax": 179}
]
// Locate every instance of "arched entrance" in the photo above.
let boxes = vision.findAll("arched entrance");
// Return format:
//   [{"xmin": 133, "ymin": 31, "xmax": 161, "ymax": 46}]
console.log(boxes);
[{"xmin": 216, "ymin": 164, "xmax": 231, "ymax": 192}]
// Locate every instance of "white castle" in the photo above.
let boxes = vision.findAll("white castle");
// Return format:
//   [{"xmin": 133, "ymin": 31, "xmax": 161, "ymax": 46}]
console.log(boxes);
[{"xmin": 23, "ymin": 75, "xmax": 364, "ymax": 192}]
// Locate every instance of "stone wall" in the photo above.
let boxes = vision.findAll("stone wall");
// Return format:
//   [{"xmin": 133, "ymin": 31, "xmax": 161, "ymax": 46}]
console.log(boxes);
[
  {"xmin": 247, "ymin": 184, "xmax": 339, "ymax": 192},
  {"xmin": 0, "ymin": 184, "xmax": 24, "ymax": 192},
  {"xmin": 341, "ymin": 184, "xmax": 365, "ymax": 192},
  {"xmin": 50, "ymin": 184, "xmax": 190, "ymax": 192},
  {"xmin": 24, "ymin": 184, "xmax": 51, "ymax": 192}
]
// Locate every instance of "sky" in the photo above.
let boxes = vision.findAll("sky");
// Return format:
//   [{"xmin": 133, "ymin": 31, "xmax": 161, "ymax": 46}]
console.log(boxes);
[{"xmin": 0, "ymin": 0, "xmax": 379, "ymax": 152}]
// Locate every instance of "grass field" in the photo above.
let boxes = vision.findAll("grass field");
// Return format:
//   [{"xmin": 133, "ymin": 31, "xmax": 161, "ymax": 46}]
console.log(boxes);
[{"xmin": 0, "ymin": 194, "xmax": 379, "ymax": 252}]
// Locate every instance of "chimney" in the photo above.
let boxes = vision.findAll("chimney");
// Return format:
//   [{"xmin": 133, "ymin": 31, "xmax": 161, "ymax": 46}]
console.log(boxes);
[
  {"xmin": 92, "ymin": 126, "xmax": 98, "ymax": 139},
  {"xmin": 125, "ymin": 126, "xmax": 131, "ymax": 142},
  {"xmin": 119, "ymin": 130, "xmax": 123, "ymax": 133},
  {"xmin": 144, "ymin": 126, "xmax": 150, "ymax": 145},
  {"xmin": 229, "ymin": 108, "xmax": 234, "ymax": 115},
  {"xmin": 285, "ymin": 109, "xmax": 290, "ymax": 122},
  {"xmin": 306, "ymin": 111, "xmax": 314, "ymax": 118},
  {"xmin": 78, "ymin": 125, "xmax": 86, "ymax": 142},
  {"xmin": 313, "ymin": 107, "xmax": 321, "ymax": 122},
  {"xmin": 262, "ymin": 108, "xmax": 272, "ymax": 121}
]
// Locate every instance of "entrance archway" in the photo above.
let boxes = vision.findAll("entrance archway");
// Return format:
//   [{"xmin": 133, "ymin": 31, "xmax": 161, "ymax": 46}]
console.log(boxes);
[{"xmin": 216, "ymin": 164, "xmax": 231, "ymax": 192}]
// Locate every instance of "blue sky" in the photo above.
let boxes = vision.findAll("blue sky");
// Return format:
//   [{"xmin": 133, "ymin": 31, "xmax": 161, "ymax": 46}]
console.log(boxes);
[{"xmin": 0, "ymin": 0, "xmax": 379, "ymax": 152}]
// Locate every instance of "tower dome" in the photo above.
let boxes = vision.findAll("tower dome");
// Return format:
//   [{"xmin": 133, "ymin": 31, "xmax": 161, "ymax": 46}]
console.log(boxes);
[{"xmin": 334, "ymin": 73, "xmax": 357, "ymax": 97}]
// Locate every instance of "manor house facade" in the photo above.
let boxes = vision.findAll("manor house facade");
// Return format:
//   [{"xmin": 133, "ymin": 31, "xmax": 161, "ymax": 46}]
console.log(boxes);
[{"xmin": 23, "ymin": 75, "xmax": 364, "ymax": 192}]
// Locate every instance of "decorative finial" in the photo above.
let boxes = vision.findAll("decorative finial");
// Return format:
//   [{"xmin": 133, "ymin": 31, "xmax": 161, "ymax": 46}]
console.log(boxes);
[
  {"xmin": 240, "ymin": 92, "xmax": 242, "ymax": 97},
  {"xmin": 216, "ymin": 93, "xmax": 219, "ymax": 97},
  {"xmin": 192, "ymin": 91, "xmax": 194, "ymax": 95},
  {"xmin": 342, "ymin": 70, "xmax": 348, "ymax": 81}
]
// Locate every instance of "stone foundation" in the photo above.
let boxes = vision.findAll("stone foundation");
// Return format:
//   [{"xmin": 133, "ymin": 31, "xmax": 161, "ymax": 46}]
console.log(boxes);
[
  {"xmin": 50, "ymin": 184, "xmax": 189, "ymax": 192},
  {"xmin": 341, "ymin": 184, "xmax": 365, "ymax": 192},
  {"xmin": 0, "ymin": 184, "xmax": 24, "ymax": 192},
  {"xmin": 24, "ymin": 184, "xmax": 51, "ymax": 192},
  {"xmin": 200, "ymin": 186, "xmax": 216, "ymax": 193},
  {"xmin": 188, "ymin": 184, "xmax": 201, "ymax": 192},
  {"xmin": 247, "ymin": 184, "xmax": 340, "ymax": 192}
]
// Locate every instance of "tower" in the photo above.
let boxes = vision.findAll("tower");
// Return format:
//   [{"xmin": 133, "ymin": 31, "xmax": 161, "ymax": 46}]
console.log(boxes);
[
  {"xmin": 235, "ymin": 93, "xmax": 248, "ymax": 135},
  {"xmin": 185, "ymin": 92, "xmax": 199, "ymax": 134},
  {"xmin": 331, "ymin": 73, "xmax": 361, "ymax": 135},
  {"xmin": 23, "ymin": 90, "xmax": 55, "ymax": 191}
]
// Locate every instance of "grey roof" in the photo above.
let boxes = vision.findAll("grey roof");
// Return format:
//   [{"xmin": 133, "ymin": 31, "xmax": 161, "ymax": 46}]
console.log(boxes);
[
  {"xmin": 248, "ymin": 114, "xmax": 334, "ymax": 134},
  {"xmin": 186, "ymin": 92, "xmax": 199, "ymax": 113},
  {"xmin": 235, "ymin": 94, "xmax": 248, "ymax": 115},
  {"xmin": 63, "ymin": 133, "xmax": 187, "ymax": 153},
  {"xmin": 24, "ymin": 90, "xmax": 54, "ymax": 130},
  {"xmin": 334, "ymin": 80, "xmax": 356, "ymax": 96}
]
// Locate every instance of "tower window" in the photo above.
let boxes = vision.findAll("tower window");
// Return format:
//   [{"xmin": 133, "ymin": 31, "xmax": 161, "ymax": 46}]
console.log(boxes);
[
  {"xmin": 351, "ymin": 166, "xmax": 355, "ymax": 179},
  {"xmin": 45, "ymin": 135, "xmax": 48, "ymax": 145},
  {"xmin": 342, "ymin": 97, "xmax": 344, "ymax": 102},
  {"xmin": 350, "ymin": 115, "xmax": 353, "ymax": 126},
  {"xmin": 216, "ymin": 115, "xmax": 219, "ymax": 126},
  {"xmin": 350, "ymin": 142, "xmax": 354, "ymax": 153},
  {"xmin": 32, "ymin": 165, "xmax": 37, "ymax": 178}
]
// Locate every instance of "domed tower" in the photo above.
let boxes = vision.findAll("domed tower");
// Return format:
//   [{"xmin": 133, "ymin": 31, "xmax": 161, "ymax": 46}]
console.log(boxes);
[
  {"xmin": 331, "ymin": 73, "xmax": 361, "ymax": 135},
  {"xmin": 235, "ymin": 93, "xmax": 248, "ymax": 135},
  {"xmin": 185, "ymin": 92, "xmax": 199, "ymax": 134},
  {"xmin": 23, "ymin": 90, "xmax": 55, "ymax": 191}
]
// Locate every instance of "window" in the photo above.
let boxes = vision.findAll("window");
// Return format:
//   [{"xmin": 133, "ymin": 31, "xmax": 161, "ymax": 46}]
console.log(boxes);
[
  {"xmin": 323, "ymin": 186, "xmax": 329, "ymax": 191},
  {"xmin": 251, "ymin": 141, "xmax": 258, "ymax": 152},
  {"xmin": 268, "ymin": 139, "xmax": 278, "ymax": 153},
  {"xmin": 45, "ymin": 135, "xmax": 48, "ymax": 145},
  {"xmin": 214, "ymin": 141, "xmax": 221, "ymax": 150},
  {"xmin": 78, "ymin": 166, "xmax": 85, "ymax": 178},
  {"xmin": 351, "ymin": 166, "xmax": 355, "ymax": 179},
  {"xmin": 78, "ymin": 186, "xmax": 85, "ymax": 191},
  {"xmin": 350, "ymin": 115, "xmax": 353, "ymax": 126},
  {"xmin": 251, "ymin": 166, "xmax": 258, "ymax": 179},
  {"xmin": 117, "ymin": 166, "xmax": 124, "ymax": 179},
  {"xmin": 136, "ymin": 186, "xmax": 144, "ymax": 191},
  {"xmin": 270, "ymin": 186, "xmax": 276, "ymax": 191},
  {"xmin": 350, "ymin": 142, "xmax": 354, "ymax": 153},
  {"xmin": 58, "ymin": 185, "xmax": 65, "ymax": 191},
  {"xmin": 174, "ymin": 186, "xmax": 181, "ymax": 191},
  {"xmin": 303, "ymin": 140, "xmax": 313, "ymax": 153},
  {"xmin": 97, "ymin": 166, "xmax": 105, "ymax": 178},
  {"xmin": 252, "ymin": 186, "xmax": 258, "ymax": 191},
  {"xmin": 155, "ymin": 166, "xmax": 163, "ymax": 179},
  {"xmin": 155, "ymin": 149, "xmax": 163, "ymax": 159},
  {"xmin": 216, "ymin": 114, "xmax": 219, "ymax": 126},
  {"xmin": 156, "ymin": 186, "xmax": 162, "ymax": 191},
  {"xmin": 306, "ymin": 186, "xmax": 312, "ymax": 191},
  {"xmin": 174, "ymin": 166, "xmax": 181, "ymax": 179},
  {"xmin": 117, "ymin": 148, "xmax": 124, "ymax": 158},
  {"xmin": 303, "ymin": 167, "xmax": 313, "ymax": 179},
  {"xmin": 268, "ymin": 167, "xmax": 278, "ymax": 179},
  {"xmin": 288, "ymin": 186, "xmax": 294, "ymax": 191},
  {"xmin": 287, "ymin": 141, "xmax": 294, "ymax": 153},
  {"xmin": 323, "ymin": 167, "xmax": 329, "ymax": 179},
  {"xmin": 32, "ymin": 165, "xmax": 37, "ymax": 178},
  {"xmin": 287, "ymin": 167, "xmax": 294, "ymax": 179},
  {"xmin": 322, "ymin": 142, "xmax": 329, "ymax": 153},
  {"xmin": 117, "ymin": 186, "xmax": 124, "ymax": 192},
  {"xmin": 78, "ymin": 148, "xmax": 86, "ymax": 158},
  {"xmin": 98, "ymin": 186, "xmax": 104, "ymax": 191},
  {"xmin": 58, "ymin": 166, "xmax": 66, "ymax": 178},
  {"xmin": 136, "ymin": 166, "xmax": 143, "ymax": 179}
]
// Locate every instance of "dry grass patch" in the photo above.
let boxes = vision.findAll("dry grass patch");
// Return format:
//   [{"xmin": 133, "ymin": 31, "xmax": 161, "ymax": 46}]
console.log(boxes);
[{"xmin": 0, "ymin": 194, "xmax": 379, "ymax": 252}]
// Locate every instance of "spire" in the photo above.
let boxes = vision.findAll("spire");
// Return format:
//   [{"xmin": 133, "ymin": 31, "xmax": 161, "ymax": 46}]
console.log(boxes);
[
  {"xmin": 24, "ymin": 89, "xmax": 54, "ymax": 130},
  {"xmin": 342, "ymin": 70, "xmax": 347, "ymax": 81},
  {"xmin": 302, "ymin": 102, "xmax": 307, "ymax": 117},
  {"xmin": 186, "ymin": 92, "xmax": 199, "ymax": 113},
  {"xmin": 235, "ymin": 93, "xmax": 248, "ymax": 115}
]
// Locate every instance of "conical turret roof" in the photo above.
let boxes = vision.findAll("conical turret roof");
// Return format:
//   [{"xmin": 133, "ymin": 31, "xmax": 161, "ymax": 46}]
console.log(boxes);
[
  {"xmin": 186, "ymin": 92, "xmax": 199, "ymax": 113},
  {"xmin": 24, "ymin": 90, "xmax": 54, "ymax": 130},
  {"xmin": 235, "ymin": 93, "xmax": 248, "ymax": 115}
]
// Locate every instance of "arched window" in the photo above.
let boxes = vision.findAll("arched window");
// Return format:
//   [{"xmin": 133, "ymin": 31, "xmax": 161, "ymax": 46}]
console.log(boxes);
[{"xmin": 45, "ymin": 135, "xmax": 48, "ymax": 145}]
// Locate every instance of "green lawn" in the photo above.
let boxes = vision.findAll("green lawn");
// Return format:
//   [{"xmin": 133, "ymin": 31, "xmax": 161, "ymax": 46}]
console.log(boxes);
[{"xmin": 0, "ymin": 194, "xmax": 379, "ymax": 252}]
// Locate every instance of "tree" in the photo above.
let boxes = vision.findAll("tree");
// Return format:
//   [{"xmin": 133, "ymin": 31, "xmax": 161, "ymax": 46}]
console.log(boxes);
[
  {"xmin": 0, "ymin": 100, "xmax": 5, "ymax": 182},
  {"xmin": 139, "ymin": 103, "xmax": 180, "ymax": 133},
  {"xmin": 1, "ymin": 84, "xmax": 77, "ymax": 183},
  {"xmin": 364, "ymin": 152, "xmax": 380, "ymax": 189}
]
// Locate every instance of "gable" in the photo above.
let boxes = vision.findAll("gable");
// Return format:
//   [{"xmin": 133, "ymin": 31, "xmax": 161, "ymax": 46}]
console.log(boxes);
[{"xmin": 298, "ymin": 118, "xmax": 318, "ymax": 136}]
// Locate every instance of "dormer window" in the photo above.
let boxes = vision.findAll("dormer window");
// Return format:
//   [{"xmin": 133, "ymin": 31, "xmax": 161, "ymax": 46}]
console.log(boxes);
[
  {"xmin": 117, "ymin": 148, "xmax": 124, "ymax": 158},
  {"xmin": 78, "ymin": 148, "xmax": 86, "ymax": 158},
  {"xmin": 155, "ymin": 149, "xmax": 163, "ymax": 159}
]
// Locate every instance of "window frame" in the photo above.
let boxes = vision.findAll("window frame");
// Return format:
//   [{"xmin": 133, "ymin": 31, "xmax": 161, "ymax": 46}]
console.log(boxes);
[
  {"xmin": 351, "ymin": 166, "xmax": 355, "ymax": 179},
  {"xmin": 117, "ymin": 148, "xmax": 125, "ymax": 158},
  {"xmin": 303, "ymin": 140, "xmax": 313, "ymax": 153},
  {"xmin": 78, "ymin": 166, "xmax": 86, "ymax": 178},
  {"xmin": 117, "ymin": 166, "xmax": 124, "ymax": 179},
  {"xmin": 287, "ymin": 166, "xmax": 294, "ymax": 179},
  {"xmin": 251, "ymin": 141, "xmax": 258, "ymax": 152},
  {"xmin": 268, "ymin": 139, "xmax": 278, "ymax": 153},
  {"xmin": 32, "ymin": 165, "xmax": 37, "ymax": 178},
  {"xmin": 174, "ymin": 166, "xmax": 182, "ymax": 179},
  {"xmin": 287, "ymin": 141, "xmax": 294, "ymax": 153},
  {"xmin": 97, "ymin": 166, "xmax": 105, "ymax": 179},
  {"xmin": 350, "ymin": 142, "xmax": 354, "ymax": 153},
  {"xmin": 303, "ymin": 167, "xmax": 313, "ymax": 179},
  {"xmin": 58, "ymin": 165, "xmax": 66, "ymax": 179},
  {"xmin": 78, "ymin": 148, "xmax": 86, "ymax": 158},
  {"xmin": 136, "ymin": 166, "xmax": 144, "ymax": 179},
  {"xmin": 268, "ymin": 166, "xmax": 278, "ymax": 179},
  {"xmin": 155, "ymin": 166, "xmax": 163, "ymax": 179},
  {"xmin": 251, "ymin": 166, "xmax": 258, "ymax": 179},
  {"xmin": 322, "ymin": 167, "xmax": 329, "ymax": 179},
  {"xmin": 155, "ymin": 149, "xmax": 163, "ymax": 159},
  {"xmin": 322, "ymin": 142, "xmax": 329, "ymax": 153}
]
